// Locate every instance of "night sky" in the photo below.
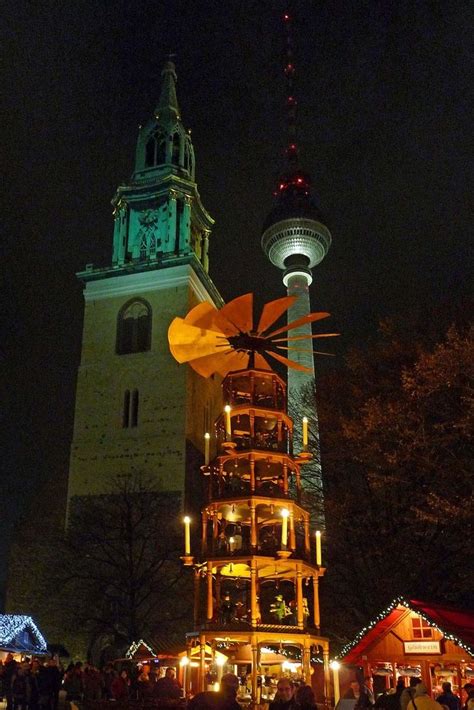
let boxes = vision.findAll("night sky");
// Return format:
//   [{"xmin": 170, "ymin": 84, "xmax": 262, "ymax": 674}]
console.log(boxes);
[{"xmin": 1, "ymin": 0, "xmax": 472, "ymax": 600}]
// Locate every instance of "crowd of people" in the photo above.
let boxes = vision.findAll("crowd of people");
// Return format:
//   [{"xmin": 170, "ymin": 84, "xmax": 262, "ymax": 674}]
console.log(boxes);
[
  {"xmin": 0, "ymin": 656, "xmax": 182, "ymax": 710},
  {"xmin": 2, "ymin": 657, "xmax": 474, "ymax": 710},
  {"xmin": 340, "ymin": 676, "xmax": 474, "ymax": 710}
]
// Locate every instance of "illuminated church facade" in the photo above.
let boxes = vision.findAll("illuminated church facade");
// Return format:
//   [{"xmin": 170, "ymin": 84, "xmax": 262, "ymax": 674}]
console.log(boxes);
[{"xmin": 67, "ymin": 61, "xmax": 223, "ymax": 510}]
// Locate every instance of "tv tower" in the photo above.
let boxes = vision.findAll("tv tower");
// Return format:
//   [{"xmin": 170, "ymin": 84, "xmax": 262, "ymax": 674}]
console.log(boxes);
[{"xmin": 261, "ymin": 11, "xmax": 332, "ymax": 517}]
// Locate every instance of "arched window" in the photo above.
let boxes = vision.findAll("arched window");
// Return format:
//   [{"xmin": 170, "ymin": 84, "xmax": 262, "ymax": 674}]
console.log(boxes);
[{"xmin": 116, "ymin": 299, "xmax": 152, "ymax": 355}]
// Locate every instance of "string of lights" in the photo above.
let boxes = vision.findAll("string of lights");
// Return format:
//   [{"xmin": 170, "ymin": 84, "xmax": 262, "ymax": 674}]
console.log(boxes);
[
  {"xmin": 0, "ymin": 615, "xmax": 47, "ymax": 652},
  {"xmin": 125, "ymin": 639, "xmax": 155, "ymax": 659}
]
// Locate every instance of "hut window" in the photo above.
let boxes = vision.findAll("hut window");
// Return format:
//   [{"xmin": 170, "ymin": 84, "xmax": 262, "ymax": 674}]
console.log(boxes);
[{"xmin": 411, "ymin": 616, "xmax": 433, "ymax": 639}]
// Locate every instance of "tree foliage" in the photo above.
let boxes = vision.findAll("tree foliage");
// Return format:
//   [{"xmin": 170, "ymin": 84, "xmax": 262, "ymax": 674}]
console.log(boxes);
[
  {"xmin": 58, "ymin": 473, "xmax": 191, "ymax": 658},
  {"xmin": 309, "ymin": 321, "xmax": 473, "ymax": 646}
]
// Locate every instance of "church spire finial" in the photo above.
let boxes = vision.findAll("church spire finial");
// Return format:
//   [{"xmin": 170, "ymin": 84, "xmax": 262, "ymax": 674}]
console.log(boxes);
[{"xmin": 155, "ymin": 57, "xmax": 180, "ymax": 126}]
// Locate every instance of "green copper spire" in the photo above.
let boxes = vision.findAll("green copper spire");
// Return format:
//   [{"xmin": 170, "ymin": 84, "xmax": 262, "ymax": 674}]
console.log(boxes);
[
  {"xmin": 155, "ymin": 60, "xmax": 181, "ymax": 127},
  {"xmin": 93, "ymin": 60, "xmax": 215, "ymax": 277}
]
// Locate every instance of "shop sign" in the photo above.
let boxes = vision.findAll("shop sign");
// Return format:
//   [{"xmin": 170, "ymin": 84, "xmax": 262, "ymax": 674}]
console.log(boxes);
[{"xmin": 404, "ymin": 640, "xmax": 441, "ymax": 654}]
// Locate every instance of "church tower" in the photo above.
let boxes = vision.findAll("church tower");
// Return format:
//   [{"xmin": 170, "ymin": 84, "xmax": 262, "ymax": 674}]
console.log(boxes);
[
  {"xmin": 261, "ymin": 14, "xmax": 332, "ymax": 519},
  {"xmin": 67, "ymin": 61, "xmax": 223, "ymax": 511}
]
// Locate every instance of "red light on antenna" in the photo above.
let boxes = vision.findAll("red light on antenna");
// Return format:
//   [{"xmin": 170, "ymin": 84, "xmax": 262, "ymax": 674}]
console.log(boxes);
[
  {"xmin": 297, "ymin": 177, "xmax": 303, "ymax": 184},
  {"xmin": 283, "ymin": 13, "xmax": 290, "ymax": 21}
]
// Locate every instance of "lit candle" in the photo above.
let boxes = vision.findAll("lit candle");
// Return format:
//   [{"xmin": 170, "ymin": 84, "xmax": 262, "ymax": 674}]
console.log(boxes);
[
  {"xmin": 302, "ymin": 416, "xmax": 308, "ymax": 448},
  {"xmin": 229, "ymin": 536, "xmax": 235, "ymax": 552},
  {"xmin": 315, "ymin": 530, "xmax": 322, "ymax": 566},
  {"xmin": 204, "ymin": 432, "xmax": 210, "ymax": 465},
  {"xmin": 281, "ymin": 509, "xmax": 289, "ymax": 549},
  {"xmin": 184, "ymin": 516, "xmax": 191, "ymax": 555},
  {"xmin": 224, "ymin": 405, "xmax": 232, "ymax": 439},
  {"xmin": 330, "ymin": 661, "xmax": 340, "ymax": 705}
]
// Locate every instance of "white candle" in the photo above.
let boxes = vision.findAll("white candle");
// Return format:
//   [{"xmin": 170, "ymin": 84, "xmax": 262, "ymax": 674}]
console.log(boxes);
[
  {"xmin": 315, "ymin": 530, "xmax": 322, "ymax": 565},
  {"xmin": 330, "ymin": 661, "xmax": 340, "ymax": 705},
  {"xmin": 224, "ymin": 405, "xmax": 232, "ymax": 439},
  {"xmin": 302, "ymin": 416, "xmax": 309, "ymax": 448},
  {"xmin": 281, "ymin": 509, "xmax": 289, "ymax": 548},
  {"xmin": 204, "ymin": 432, "xmax": 210, "ymax": 465},
  {"xmin": 184, "ymin": 516, "xmax": 191, "ymax": 555}
]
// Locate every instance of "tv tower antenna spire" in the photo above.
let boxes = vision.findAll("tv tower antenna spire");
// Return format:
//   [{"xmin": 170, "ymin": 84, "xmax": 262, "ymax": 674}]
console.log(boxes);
[{"xmin": 261, "ymin": 7, "xmax": 333, "ymax": 520}]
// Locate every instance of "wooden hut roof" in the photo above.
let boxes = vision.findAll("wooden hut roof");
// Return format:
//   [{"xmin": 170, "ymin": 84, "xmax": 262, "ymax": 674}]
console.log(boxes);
[{"xmin": 339, "ymin": 597, "xmax": 474, "ymax": 663}]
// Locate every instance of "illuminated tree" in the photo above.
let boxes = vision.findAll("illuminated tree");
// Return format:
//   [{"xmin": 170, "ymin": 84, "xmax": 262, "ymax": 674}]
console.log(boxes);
[{"xmin": 307, "ymin": 321, "xmax": 473, "ymax": 645}]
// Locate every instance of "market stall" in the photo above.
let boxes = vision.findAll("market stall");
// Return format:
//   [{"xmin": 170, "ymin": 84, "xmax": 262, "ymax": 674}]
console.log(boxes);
[{"xmin": 336, "ymin": 598, "xmax": 474, "ymax": 700}]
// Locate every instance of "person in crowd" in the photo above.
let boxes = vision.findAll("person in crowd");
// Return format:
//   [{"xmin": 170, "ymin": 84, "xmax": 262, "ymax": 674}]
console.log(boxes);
[
  {"xmin": 3, "ymin": 653, "xmax": 18, "ymax": 710},
  {"xmin": 37, "ymin": 658, "xmax": 61, "ymax": 710},
  {"xmin": 345, "ymin": 682, "xmax": 362, "ymax": 700},
  {"xmin": 363, "ymin": 678, "xmax": 375, "ymax": 706},
  {"xmin": 149, "ymin": 666, "xmax": 159, "ymax": 687},
  {"xmin": 407, "ymin": 683, "xmax": 443, "ymax": 710},
  {"xmin": 137, "ymin": 665, "xmax": 154, "ymax": 700},
  {"xmin": 295, "ymin": 684, "xmax": 316, "ymax": 710},
  {"xmin": 111, "ymin": 670, "xmax": 130, "ymax": 701},
  {"xmin": 63, "ymin": 663, "xmax": 83, "ymax": 705},
  {"xmin": 11, "ymin": 664, "xmax": 30, "ymax": 710},
  {"xmin": 83, "ymin": 664, "xmax": 102, "ymax": 703},
  {"xmin": 154, "ymin": 667, "xmax": 181, "ymax": 700},
  {"xmin": 376, "ymin": 679, "xmax": 405, "ymax": 710},
  {"xmin": 188, "ymin": 672, "xmax": 241, "ymax": 710},
  {"xmin": 463, "ymin": 685, "xmax": 474, "ymax": 710},
  {"xmin": 437, "ymin": 682, "xmax": 460, "ymax": 710},
  {"xmin": 355, "ymin": 687, "xmax": 374, "ymax": 710},
  {"xmin": 47, "ymin": 658, "xmax": 62, "ymax": 710},
  {"xmin": 269, "ymin": 678, "xmax": 298, "ymax": 710},
  {"xmin": 28, "ymin": 660, "xmax": 41, "ymax": 710},
  {"xmin": 102, "ymin": 663, "xmax": 115, "ymax": 700},
  {"xmin": 401, "ymin": 678, "xmax": 423, "ymax": 710}
]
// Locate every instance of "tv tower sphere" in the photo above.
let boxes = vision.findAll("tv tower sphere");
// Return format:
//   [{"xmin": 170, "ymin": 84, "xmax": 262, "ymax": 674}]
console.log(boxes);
[{"xmin": 261, "ymin": 195, "xmax": 332, "ymax": 286}]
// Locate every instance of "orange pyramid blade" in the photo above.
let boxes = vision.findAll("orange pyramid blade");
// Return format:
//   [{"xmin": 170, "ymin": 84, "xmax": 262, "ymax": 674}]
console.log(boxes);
[
  {"xmin": 188, "ymin": 350, "xmax": 234, "ymax": 377},
  {"xmin": 214, "ymin": 350, "xmax": 249, "ymax": 376},
  {"xmin": 254, "ymin": 353, "xmax": 273, "ymax": 370},
  {"xmin": 256, "ymin": 296, "xmax": 297, "ymax": 335},
  {"xmin": 213, "ymin": 293, "xmax": 253, "ymax": 336},
  {"xmin": 184, "ymin": 301, "xmax": 218, "ymax": 329},
  {"xmin": 265, "ymin": 349, "xmax": 313, "ymax": 373},
  {"xmin": 168, "ymin": 318, "xmax": 227, "ymax": 363},
  {"xmin": 266, "ymin": 311, "xmax": 330, "ymax": 338},
  {"xmin": 276, "ymin": 345, "xmax": 335, "ymax": 357},
  {"xmin": 271, "ymin": 332, "xmax": 339, "ymax": 343}
]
